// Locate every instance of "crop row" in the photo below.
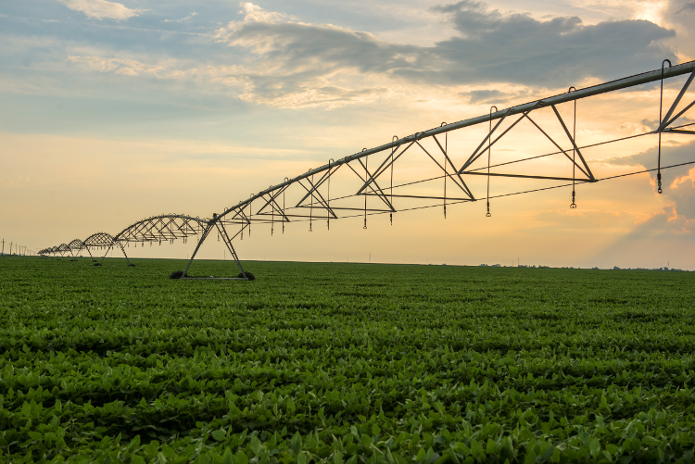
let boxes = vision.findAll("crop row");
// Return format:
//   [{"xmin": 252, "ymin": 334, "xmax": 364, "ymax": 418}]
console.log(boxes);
[{"xmin": 2, "ymin": 258, "xmax": 695, "ymax": 462}]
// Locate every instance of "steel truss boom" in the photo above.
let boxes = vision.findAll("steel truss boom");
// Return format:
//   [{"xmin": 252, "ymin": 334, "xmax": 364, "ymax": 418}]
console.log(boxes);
[
  {"xmin": 39, "ymin": 60, "xmax": 695, "ymax": 278},
  {"xmin": 217, "ymin": 60, "xmax": 695, "ymax": 216}
]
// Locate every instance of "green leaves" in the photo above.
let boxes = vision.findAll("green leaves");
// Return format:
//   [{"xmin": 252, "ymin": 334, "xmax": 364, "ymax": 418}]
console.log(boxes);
[
  {"xmin": 588, "ymin": 437, "xmax": 601, "ymax": 459},
  {"xmin": 2, "ymin": 259, "xmax": 695, "ymax": 462}
]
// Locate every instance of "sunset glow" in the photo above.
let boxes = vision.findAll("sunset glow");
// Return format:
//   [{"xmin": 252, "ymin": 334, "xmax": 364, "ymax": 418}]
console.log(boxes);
[{"xmin": 2, "ymin": 0, "xmax": 694, "ymax": 269}]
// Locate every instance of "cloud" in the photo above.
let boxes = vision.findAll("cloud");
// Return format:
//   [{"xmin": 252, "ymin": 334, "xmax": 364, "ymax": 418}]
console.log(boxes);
[
  {"xmin": 212, "ymin": 1, "xmax": 677, "ymax": 104},
  {"xmin": 427, "ymin": 1, "xmax": 676, "ymax": 86},
  {"xmin": 460, "ymin": 88, "xmax": 528, "ymax": 105},
  {"xmin": 608, "ymin": 140, "xmax": 695, "ymax": 219},
  {"xmin": 208, "ymin": 3, "xmax": 420, "ymax": 107},
  {"xmin": 661, "ymin": 1, "xmax": 695, "ymax": 61},
  {"xmin": 67, "ymin": 56, "xmax": 174, "ymax": 77},
  {"xmin": 163, "ymin": 12, "xmax": 198, "ymax": 24},
  {"xmin": 63, "ymin": 2, "xmax": 680, "ymax": 108},
  {"xmin": 56, "ymin": 0, "xmax": 141, "ymax": 20},
  {"xmin": 589, "ymin": 204, "xmax": 695, "ymax": 270},
  {"xmin": 676, "ymin": 2, "xmax": 695, "ymax": 14}
]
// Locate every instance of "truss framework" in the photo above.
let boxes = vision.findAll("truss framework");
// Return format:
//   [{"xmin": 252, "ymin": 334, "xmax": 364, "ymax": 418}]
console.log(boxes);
[{"xmin": 39, "ymin": 60, "xmax": 695, "ymax": 278}]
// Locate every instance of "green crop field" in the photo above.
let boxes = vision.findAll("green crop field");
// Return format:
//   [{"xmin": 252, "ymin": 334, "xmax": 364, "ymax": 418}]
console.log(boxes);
[{"xmin": 1, "ymin": 257, "xmax": 695, "ymax": 463}]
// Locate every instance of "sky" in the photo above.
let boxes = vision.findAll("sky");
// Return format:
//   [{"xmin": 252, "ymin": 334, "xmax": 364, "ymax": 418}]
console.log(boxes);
[{"xmin": 1, "ymin": 0, "xmax": 695, "ymax": 269}]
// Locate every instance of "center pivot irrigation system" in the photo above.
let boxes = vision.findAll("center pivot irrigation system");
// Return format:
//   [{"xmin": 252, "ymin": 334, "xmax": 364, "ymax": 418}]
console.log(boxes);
[{"xmin": 39, "ymin": 60, "xmax": 695, "ymax": 279}]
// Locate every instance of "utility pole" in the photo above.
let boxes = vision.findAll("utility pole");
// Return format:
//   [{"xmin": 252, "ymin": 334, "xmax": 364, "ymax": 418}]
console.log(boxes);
[
  {"xmin": 9, "ymin": 242, "xmax": 12, "ymax": 255},
  {"xmin": 1, "ymin": 239, "xmax": 4, "ymax": 255}
]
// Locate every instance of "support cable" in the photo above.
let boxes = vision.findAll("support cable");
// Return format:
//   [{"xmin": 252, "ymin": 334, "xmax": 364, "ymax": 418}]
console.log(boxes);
[
  {"xmin": 363, "ymin": 149, "xmax": 368, "ymax": 229},
  {"xmin": 270, "ymin": 188, "xmax": 275, "ymax": 237},
  {"xmin": 658, "ymin": 59, "xmax": 672, "ymax": 194},
  {"xmin": 309, "ymin": 173, "xmax": 314, "ymax": 232},
  {"xmin": 327, "ymin": 159, "xmax": 333, "ymax": 230},
  {"xmin": 441, "ymin": 122, "xmax": 448, "ymax": 218},
  {"xmin": 283, "ymin": 178, "xmax": 288, "ymax": 234},
  {"xmin": 569, "ymin": 86, "xmax": 578, "ymax": 208},
  {"xmin": 391, "ymin": 136, "xmax": 396, "ymax": 225},
  {"xmin": 487, "ymin": 106, "xmax": 497, "ymax": 217},
  {"xmin": 248, "ymin": 194, "xmax": 253, "ymax": 237}
]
